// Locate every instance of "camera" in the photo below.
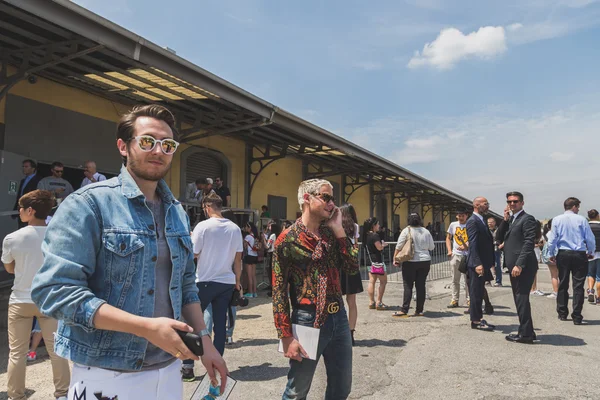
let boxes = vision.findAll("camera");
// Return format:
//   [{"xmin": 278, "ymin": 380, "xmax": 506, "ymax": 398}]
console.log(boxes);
[{"xmin": 230, "ymin": 289, "xmax": 249, "ymax": 307}]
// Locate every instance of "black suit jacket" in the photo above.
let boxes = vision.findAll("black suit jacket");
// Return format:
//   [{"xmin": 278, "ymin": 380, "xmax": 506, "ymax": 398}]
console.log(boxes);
[
  {"xmin": 496, "ymin": 211, "xmax": 538, "ymax": 270},
  {"xmin": 13, "ymin": 174, "xmax": 42, "ymax": 210},
  {"xmin": 466, "ymin": 214, "xmax": 495, "ymax": 269}
]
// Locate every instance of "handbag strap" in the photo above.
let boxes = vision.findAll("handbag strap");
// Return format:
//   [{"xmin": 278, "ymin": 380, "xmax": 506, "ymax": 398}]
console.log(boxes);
[{"xmin": 364, "ymin": 234, "xmax": 375, "ymax": 264}]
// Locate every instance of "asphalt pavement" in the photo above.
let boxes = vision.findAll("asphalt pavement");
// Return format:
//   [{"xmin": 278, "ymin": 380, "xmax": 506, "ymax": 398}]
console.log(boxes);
[{"xmin": 1, "ymin": 265, "xmax": 598, "ymax": 399}]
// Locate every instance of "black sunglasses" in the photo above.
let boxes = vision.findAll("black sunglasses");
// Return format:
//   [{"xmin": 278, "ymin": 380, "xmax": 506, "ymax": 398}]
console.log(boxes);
[
  {"xmin": 315, "ymin": 193, "xmax": 335, "ymax": 204},
  {"xmin": 506, "ymin": 200, "xmax": 520, "ymax": 204}
]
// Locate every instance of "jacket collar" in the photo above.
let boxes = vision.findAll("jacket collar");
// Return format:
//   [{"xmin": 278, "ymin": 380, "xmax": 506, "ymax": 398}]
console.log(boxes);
[{"xmin": 118, "ymin": 165, "xmax": 178, "ymax": 204}]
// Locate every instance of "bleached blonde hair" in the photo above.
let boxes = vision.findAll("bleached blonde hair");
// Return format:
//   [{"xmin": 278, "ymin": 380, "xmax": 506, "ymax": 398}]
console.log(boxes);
[{"xmin": 297, "ymin": 179, "xmax": 333, "ymax": 210}]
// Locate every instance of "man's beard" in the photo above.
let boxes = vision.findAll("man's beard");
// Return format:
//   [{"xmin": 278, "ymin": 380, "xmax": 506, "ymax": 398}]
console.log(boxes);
[{"xmin": 127, "ymin": 154, "xmax": 171, "ymax": 182}]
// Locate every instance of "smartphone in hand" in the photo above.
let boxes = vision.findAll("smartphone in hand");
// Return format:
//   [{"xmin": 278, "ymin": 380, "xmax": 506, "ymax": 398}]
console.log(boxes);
[{"xmin": 177, "ymin": 330, "xmax": 204, "ymax": 356}]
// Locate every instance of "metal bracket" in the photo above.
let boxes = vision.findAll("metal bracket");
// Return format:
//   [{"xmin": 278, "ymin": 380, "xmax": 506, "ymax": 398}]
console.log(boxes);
[
  {"xmin": 342, "ymin": 174, "xmax": 371, "ymax": 204},
  {"xmin": 245, "ymin": 144, "xmax": 288, "ymax": 207},
  {"xmin": 1, "ymin": 41, "xmax": 103, "ymax": 100}
]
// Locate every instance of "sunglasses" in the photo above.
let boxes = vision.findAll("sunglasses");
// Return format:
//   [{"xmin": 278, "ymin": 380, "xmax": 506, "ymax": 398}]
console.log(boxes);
[
  {"xmin": 133, "ymin": 135, "xmax": 179, "ymax": 155},
  {"xmin": 506, "ymin": 200, "xmax": 521, "ymax": 204},
  {"xmin": 53, "ymin": 170, "xmax": 64, "ymax": 174},
  {"xmin": 315, "ymin": 193, "xmax": 335, "ymax": 204}
]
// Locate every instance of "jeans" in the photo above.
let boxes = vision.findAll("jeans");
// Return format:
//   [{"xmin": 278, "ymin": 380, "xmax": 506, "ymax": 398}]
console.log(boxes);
[
  {"xmin": 401, "ymin": 261, "xmax": 431, "ymax": 313},
  {"xmin": 282, "ymin": 308, "xmax": 352, "ymax": 400},
  {"xmin": 204, "ymin": 304, "xmax": 237, "ymax": 337},
  {"xmin": 556, "ymin": 250, "xmax": 588, "ymax": 322},
  {"xmin": 183, "ymin": 281, "xmax": 234, "ymax": 369},
  {"xmin": 494, "ymin": 250, "xmax": 502, "ymax": 284}
]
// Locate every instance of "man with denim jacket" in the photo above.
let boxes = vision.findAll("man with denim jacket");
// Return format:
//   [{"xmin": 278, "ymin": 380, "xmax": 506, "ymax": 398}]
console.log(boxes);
[{"xmin": 31, "ymin": 105, "xmax": 227, "ymax": 399}]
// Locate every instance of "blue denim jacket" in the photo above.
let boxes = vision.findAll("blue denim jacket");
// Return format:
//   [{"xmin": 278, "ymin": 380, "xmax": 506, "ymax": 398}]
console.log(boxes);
[{"xmin": 31, "ymin": 166, "xmax": 199, "ymax": 371}]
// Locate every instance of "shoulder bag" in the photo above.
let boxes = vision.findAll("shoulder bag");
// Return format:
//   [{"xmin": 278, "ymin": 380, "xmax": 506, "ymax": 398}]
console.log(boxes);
[
  {"xmin": 394, "ymin": 227, "xmax": 415, "ymax": 265},
  {"xmin": 365, "ymin": 238, "xmax": 386, "ymax": 275}
]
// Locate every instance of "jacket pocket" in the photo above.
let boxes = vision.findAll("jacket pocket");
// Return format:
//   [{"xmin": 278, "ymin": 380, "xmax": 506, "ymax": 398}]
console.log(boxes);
[{"xmin": 103, "ymin": 232, "xmax": 145, "ymax": 284}]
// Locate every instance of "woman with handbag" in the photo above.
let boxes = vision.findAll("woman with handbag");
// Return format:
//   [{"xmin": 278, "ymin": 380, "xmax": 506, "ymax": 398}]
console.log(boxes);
[
  {"xmin": 393, "ymin": 213, "xmax": 435, "ymax": 317},
  {"xmin": 364, "ymin": 217, "xmax": 390, "ymax": 310},
  {"xmin": 340, "ymin": 204, "xmax": 362, "ymax": 345}
]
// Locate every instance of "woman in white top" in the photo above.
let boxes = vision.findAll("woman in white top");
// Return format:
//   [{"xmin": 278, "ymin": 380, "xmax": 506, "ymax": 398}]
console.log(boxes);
[
  {"xmin": 393, "ymin": 213, "xmax": 435, "ymax": 317},
  {"xmin": 265, "ymin": 222, "xmax": 281, "ymax": 297},
  {"xmin": 243, "ymin": 221, "xmax": 260, "ymax": 298}
]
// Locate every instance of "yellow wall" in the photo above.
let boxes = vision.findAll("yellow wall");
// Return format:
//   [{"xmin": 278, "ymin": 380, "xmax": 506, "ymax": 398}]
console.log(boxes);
[
  {"xmin": 251, "ymin": 156, "xmax": 303, "ymax": 219},
  {"xmin": 349, "ymin": 184, "xmax": 370, "ymax": 225}
]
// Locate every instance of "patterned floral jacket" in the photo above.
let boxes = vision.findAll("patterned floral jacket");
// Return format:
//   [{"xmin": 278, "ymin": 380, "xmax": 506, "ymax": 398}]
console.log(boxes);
[{"xmin": 272, "ymin": 219, "xmax": 359, "ymax": 338}]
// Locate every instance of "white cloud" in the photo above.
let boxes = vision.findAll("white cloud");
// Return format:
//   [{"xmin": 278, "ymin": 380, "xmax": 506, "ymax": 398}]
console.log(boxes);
[
  {"xmin": 507, "ymin": 23, "xmax": 524, "ymax": 32},
  {"xmin": 550, "ymin": 151, "xmax": 575, "ymax": 161},
  {"xmin": 407, "ymin": 26, "xmax": 507, "ymax": 69}
]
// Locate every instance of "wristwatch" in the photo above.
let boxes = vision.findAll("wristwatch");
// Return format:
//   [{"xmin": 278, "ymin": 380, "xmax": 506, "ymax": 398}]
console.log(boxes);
[{"xmin": 198, "ymin": 329, "xmax": 211, "ymax": 338}]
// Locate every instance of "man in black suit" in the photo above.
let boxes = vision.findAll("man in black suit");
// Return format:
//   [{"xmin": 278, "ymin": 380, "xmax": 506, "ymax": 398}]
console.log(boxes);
[
  {"xmin": 466, "ymin": 196, "xmax": 496, "ymax": 331},
  {"xmin": 13, "ymin": 159, "xmax": 42, "ymax": 228},
  {"xmin": 496, "ymin": 191, "xmax": 538, "ymax": 344}
]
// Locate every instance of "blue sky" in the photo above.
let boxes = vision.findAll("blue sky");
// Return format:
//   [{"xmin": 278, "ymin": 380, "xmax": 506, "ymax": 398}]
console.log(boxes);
[{"xmin": 75, "ymin": 0, "xmax": 600, "ymax": 218}]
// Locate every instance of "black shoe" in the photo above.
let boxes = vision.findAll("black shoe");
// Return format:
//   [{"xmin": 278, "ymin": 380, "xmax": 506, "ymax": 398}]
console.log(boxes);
[
  {"xmin": 505, "ymin": 334, "xmax": 534, "ymax": 344},
  {"xmin": 573, "ymin": 320, "xmax": 584, "ymax": 326},
  {"xmin": 471, "ymin": 320, "xmax": 495, "ymax": 331},
  {"xmin": 558, "ymin": 316, "xmax": 568, "ymax": 321},
  {"xmin": 484, "ymin": 305, "xmax": 494, "ymax": 315},
  {"xmin": 181, "ymin": 367, "xmax": 195, "ymax": 382}
]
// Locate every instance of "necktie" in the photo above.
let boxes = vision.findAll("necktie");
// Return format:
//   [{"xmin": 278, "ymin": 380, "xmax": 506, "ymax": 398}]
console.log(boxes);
[{"xmin": 509, "ymin": 216, "xmax": 515, "ymax": 225}]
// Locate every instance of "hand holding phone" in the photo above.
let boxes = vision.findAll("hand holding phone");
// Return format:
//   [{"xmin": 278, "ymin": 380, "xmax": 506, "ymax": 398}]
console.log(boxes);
[{"xmin": 177, "ymin": 330, "xmax": 204, "ymax": 356}]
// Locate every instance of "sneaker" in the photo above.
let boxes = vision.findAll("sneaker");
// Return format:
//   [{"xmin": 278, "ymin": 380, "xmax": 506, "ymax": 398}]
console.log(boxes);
[
  {"xmin": 252, "ymin": 293, "xmax": 258, "ymax": 298},
  {"xmin": 226, "ymin": 336, "xmax": 234, "ymax": 345},
  {"xmin": 493, "ymin": 282, "xmax": 502, "ymax": 287},
  {"xmin": 531, "ymin": 290, "xmax": 545, "ymax": 296},
  {"xmin": 447, "ymin": 301, "xmax": 459, "ymax": 308},
  {"xmin": 181, "ymin": 366, "xmax": 195, "ymax": 382},
  {"xmin": 587, "ymin": 289, "xmax": 595, "ymax": 303},
  {"xmin": 596, "ymin": 297, "xmax": 600, "ymax": 305},
  {"xmin": 547, "ymin": 292, "xmax": 557, "ymax": 299},
  {"xmin": 243, "ymin": 293, "xmax": 253, "ymax": 298},
  {"xmin": 26, "ymin": 351, "xmax": 36, "ymax": 361}
]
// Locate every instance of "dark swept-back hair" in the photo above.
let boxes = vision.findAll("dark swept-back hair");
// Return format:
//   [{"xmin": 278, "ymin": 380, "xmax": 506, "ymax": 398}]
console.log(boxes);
[
  {"xmin": 408, "ymin": 213, "xmax": 422, "ymax": 227},
  {"xmin": 19, "ymin": 189, "xmax": 53, "ymax": 220},
  {"xmin": 340, "ymin": 204, "xmax": 358, "ymax": 238},
  {"xmin": 589, "ymin": 209, "xmax": 599, "ymax": 219},
  {"xmin": 506, "ymin": 191, "xmax": 524, "ymax": 201},
  {"xmin": 22, "ymin": 159, "xmax": 37, "ymax": 170},
  {"xmin": 564, "ymin": 197, "xmax": 581, "ymax": 210},
  {"xmin": 116, "ymin": 104, "xmax": 177, "ymax": 165},
  {"xmin": 362, "ymin": 217, "xmax": 379, "ymax": 234}
]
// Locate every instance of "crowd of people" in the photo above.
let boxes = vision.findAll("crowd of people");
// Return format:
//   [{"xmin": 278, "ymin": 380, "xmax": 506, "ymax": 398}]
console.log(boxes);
[{"xmin": 3, "ymin": 103, "xmax": 599, "ymax": 400}]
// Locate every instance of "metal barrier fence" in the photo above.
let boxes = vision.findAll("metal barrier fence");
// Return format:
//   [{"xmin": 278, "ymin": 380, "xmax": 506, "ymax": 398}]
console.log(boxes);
[
  {"xmin": 357, "ymin": 241, "xmax": 452, "ymax": 283},
  {"xmin": 253, "ymin": 241, "xmax": 453, "ymax": 288}
]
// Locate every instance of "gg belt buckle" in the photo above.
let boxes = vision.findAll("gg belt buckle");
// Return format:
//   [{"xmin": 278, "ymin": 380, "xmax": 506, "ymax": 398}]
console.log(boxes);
[{"xmin": 327, "ymin": 301, "xmax": 340, "ymax": 314}]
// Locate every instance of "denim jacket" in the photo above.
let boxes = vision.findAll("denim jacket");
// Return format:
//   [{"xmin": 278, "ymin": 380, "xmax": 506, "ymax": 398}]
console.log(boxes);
[{"xmin": 31, "ymin": 166, "xmax": 199, "ymax": 371}]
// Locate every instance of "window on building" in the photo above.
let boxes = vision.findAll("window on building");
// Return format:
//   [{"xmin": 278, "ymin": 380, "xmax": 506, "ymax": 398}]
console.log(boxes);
[{"xmin": 267, "ymin": 195, "xmax": 287, "ymax": 221}]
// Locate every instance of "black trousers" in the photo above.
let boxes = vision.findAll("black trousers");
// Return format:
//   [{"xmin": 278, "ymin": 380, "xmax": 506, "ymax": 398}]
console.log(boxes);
[
  {"xmin": 468, "ymin": 268, "xmax": 489, "ymax": 322},
  {"xmin": 401, "ymin": 260, "xmax": 431, "ymax": 313},
  {"xmin": 466, "ymin": 271, "xmax": 492, "ymax": 308},
  {"xmin": 556, "ymin": 250, "xmax": 588, "ymax": 322},
  {"xmin": 510, "ymin": 265, "xmax": 537, "ymax": 337}
]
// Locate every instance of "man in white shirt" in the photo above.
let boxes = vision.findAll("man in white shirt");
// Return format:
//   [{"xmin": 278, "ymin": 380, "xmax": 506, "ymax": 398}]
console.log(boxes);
[
  {"xmin": 446, "ymin": 209, "xmax": 470, "ymax": 308},
  {"xmin": 181, "ymin": 192, "xmax": 243, "ymax": 381},
  {"xmin": 80, "ymin": 160, "xmax": 107, "ymax": 188},
  {"xmin": 2, "ymin": 190, "xmax": 70, "ymax": 400}
]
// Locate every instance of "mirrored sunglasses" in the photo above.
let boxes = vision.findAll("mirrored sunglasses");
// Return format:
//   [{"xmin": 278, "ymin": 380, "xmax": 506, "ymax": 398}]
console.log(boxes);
[{"xmin": 134, "ymin": 135, "xmax": 179, "ymax": 155}]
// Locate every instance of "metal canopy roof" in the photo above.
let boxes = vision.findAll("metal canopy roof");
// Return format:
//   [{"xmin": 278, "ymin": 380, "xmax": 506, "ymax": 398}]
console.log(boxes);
[{"xmin": 0, "ymin": 0, "xmax": 491, "ymax": 215}]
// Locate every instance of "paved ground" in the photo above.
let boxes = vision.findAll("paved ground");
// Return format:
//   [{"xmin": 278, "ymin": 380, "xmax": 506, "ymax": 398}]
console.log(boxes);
[{"xmin": 1, "ymin": 266, "xmax": 599, "ymax": 399}]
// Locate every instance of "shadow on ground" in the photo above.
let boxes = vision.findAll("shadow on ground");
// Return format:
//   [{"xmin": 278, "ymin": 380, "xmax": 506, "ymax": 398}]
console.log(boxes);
[
  {"xmin": 236, "ymin": 314, "xmax": 261, "ymax": 320},
  {"xmin": 0, "ymin": 389, "xmax": 35, "ymax": 400},
  {"xmin": 232, "ymin": 338, "xmax": 279, "ymax": 348},
  {"xmin": 230, "ymin": 362, "xmax": 288, "ymax": 382},
  {"xmin": 536, "ymin": 334, "xmax": 586, "ymax": 346},
  {"xmin": 354, "ymin": 338, "xmax": 407, "ymax": 348}
]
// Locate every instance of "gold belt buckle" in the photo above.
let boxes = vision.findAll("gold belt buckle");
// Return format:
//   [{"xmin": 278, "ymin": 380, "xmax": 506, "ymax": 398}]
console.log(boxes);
[{"xmin": 327, "ymin": 301, "xmax": 340, "ymax": 314}]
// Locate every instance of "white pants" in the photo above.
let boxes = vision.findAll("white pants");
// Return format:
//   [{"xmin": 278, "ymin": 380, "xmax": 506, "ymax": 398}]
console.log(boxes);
[{"xmin": 68, "ymin": 360, "xmax": 183, "ymax": 400}]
